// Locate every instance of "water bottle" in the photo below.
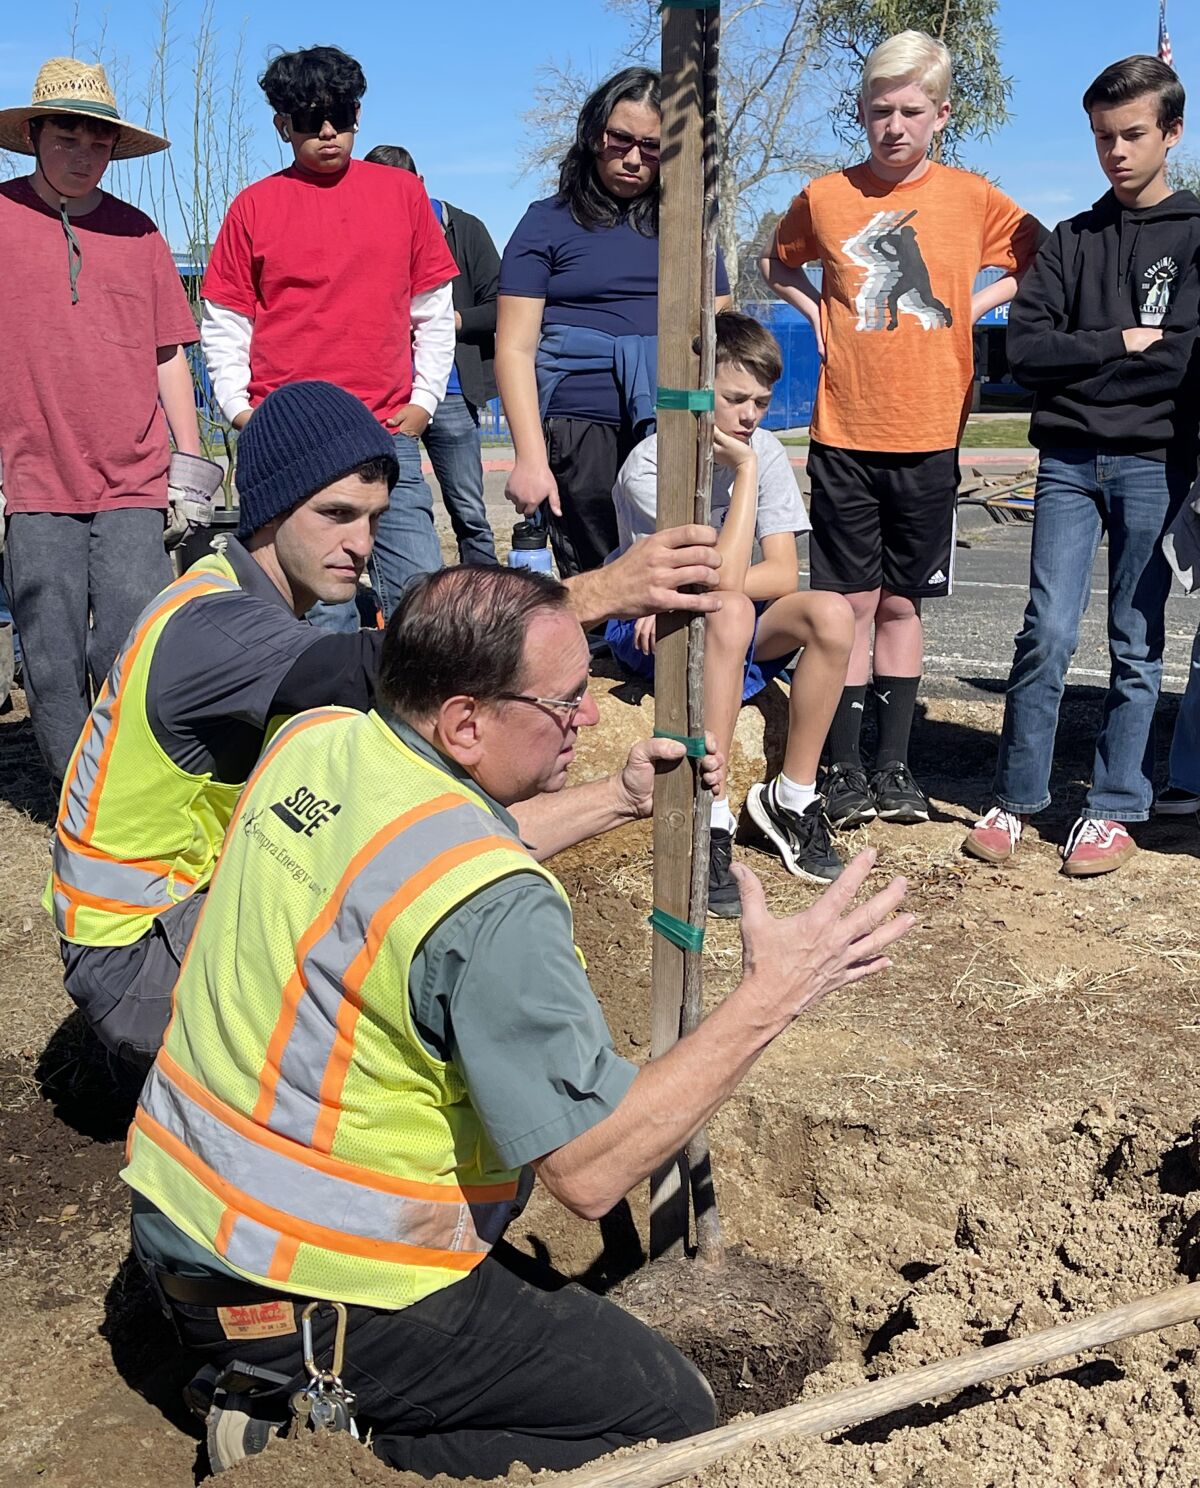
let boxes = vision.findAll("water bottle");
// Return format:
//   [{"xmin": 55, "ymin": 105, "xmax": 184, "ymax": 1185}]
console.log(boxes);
[{"xmin": 507, "ymin": 511, "xmax": 555, "ymax": 575}]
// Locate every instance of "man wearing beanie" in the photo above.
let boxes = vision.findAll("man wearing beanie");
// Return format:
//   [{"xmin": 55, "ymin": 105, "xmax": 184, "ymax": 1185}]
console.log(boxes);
[
  {"xmin": 45, "ymin": 381, "xmax": 400, "ymax": 1075},
  {"xmin": 45, "ymin": 381, "xmax": 728, "ymax": 1076}
]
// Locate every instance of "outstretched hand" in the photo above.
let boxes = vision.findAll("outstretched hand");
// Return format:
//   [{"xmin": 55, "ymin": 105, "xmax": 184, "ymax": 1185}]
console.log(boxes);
[
  {"xmin": 617, "ymin": 732, "xmax": 724, "ymax": 818},
  {"xmin": 734, "ymin": 850, "xmax": 912, "ymax": 1028}
]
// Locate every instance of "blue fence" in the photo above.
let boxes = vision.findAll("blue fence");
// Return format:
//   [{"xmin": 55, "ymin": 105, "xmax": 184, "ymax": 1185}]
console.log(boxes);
[{"xmin": 741, "ymin": 301, "xmax": 822, "ymax": 431}]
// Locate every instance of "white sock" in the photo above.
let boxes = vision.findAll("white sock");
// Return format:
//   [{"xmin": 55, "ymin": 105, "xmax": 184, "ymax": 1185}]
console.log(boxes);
[
  {"xmin": 774, "ymin": 773, "xmax": 818, "ymax": 814},
  {"xmin": 709, "ymin": 797, "xmax": 736, "ymax": 834}
]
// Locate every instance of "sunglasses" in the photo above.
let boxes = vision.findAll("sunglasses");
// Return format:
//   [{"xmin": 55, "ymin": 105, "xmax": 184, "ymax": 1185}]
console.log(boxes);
[
  {"xmin": 288, "ymin": 99, "xmax": 358, "ymax": 135},
  {"xmin": 602, "ymin": 127, "xmax": 661, "ymax": 162}
]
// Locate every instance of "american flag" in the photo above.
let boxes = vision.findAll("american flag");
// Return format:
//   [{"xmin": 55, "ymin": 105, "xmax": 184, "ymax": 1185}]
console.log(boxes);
[{"xmin": 1159, "ymin": 0, "xmax": 1174, "ymax": 69}]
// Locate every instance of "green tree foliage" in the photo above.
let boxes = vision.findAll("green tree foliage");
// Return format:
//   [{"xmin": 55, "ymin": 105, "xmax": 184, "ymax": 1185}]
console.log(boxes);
[{"xmin": 813, "ymin": 0, "xmax": 1012, "ymax": 164}]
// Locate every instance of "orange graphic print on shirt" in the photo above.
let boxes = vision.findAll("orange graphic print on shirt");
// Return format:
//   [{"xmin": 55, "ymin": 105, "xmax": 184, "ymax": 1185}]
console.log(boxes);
[{"xmin": 774, "ymin": 162, "xmax": 1043, "ymax": 452}]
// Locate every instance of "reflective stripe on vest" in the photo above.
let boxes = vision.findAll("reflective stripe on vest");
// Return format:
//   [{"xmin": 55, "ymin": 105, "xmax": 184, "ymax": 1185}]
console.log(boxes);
[
  {"xmin": 47, "ymin": 565, "xmax": 241, "ymax": 943},
  {"xmin": 137, "ymin": 1051, "xmax": 515, "ymax": 1266},
  {"xmin": 121, "ymin": 710, "xmax": 555, "ymax": 1306},
  {"xmin": 254, "ymin": 792, "xmax": 516, "ymax": 1151}
]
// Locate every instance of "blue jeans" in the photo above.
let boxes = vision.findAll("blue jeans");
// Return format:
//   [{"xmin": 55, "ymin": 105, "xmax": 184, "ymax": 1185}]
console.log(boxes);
[
  {"xmin": 422, "ymin": 394, "xmax": 497, "ymax": 565},
  {"xmin": 308, "ymin": 430, "xmax": 442, "ymax": 633},
  {"xmin": 1168, "ymin": 623, "xmax": 1200, "ymax": 793},
  {"xmin": 994, "ymin": 448, "xmax": 1189, "ymax": 822}
]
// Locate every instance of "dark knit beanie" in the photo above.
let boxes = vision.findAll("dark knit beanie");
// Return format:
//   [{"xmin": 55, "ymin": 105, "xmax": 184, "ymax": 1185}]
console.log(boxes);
[{"xmin": 235, "ymin": 381, "xmax": 398, "ymax": 539}]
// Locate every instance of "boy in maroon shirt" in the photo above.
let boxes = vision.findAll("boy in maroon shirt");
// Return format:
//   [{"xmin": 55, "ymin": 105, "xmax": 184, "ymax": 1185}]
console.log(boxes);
[{"xmin": 0, "ymin": 58, "xmax": 214, "ymax": 785}]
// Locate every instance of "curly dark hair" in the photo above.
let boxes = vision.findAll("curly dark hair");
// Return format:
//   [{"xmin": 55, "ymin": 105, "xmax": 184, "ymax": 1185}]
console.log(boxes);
[
  {"xmin": 259, "ymin": 46, "xmax": 366, "ymax": 114},
  {"xmin": 557, "ymin": 67, "xmax": 660, "ymax": 236}
]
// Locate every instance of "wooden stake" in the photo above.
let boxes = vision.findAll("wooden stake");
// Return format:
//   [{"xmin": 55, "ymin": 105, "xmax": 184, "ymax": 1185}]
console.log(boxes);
[
  {"xmin": 683, "ymin": 0, "xmax": 723, "ymax": 1269},
  {"xmin": 649, "ymin": 0, "xmax": 706, "ymax": 1263},
  {"xmin": 554, "ymin": 1281, "xmax": 1200, "ymax": 1488}
]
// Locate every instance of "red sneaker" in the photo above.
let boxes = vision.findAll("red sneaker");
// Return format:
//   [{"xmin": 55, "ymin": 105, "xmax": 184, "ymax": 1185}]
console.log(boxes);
[
  {"xmin": 963, "ymin": 806, "xmax": 1026, "ymax": 864},
  {"xmin": 1061, "ymin": 817, "xmax": 1136, "ymax": 877}
]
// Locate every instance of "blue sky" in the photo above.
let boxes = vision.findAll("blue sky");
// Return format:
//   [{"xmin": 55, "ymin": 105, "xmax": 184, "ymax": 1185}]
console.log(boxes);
[{"xmin": 0, "ymin": 0, "xmax": 1195, "ymax": 250}]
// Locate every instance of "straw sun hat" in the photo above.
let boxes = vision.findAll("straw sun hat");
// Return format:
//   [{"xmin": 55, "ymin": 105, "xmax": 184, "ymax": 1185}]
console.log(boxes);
[{"xmin": 0, "ymin": 57, "xmax": 169, "ymax": 159}]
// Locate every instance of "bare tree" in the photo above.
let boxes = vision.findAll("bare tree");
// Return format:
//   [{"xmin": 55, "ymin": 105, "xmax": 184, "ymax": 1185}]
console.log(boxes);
[
  {"xmin": 1168, "ymin": 153, "xmax": 1200, "ymax": 196},
  {"xmin": 521, "ymin": 2, "xmax": 830, "ymax": 295},
  {"xmin": 60, "ymin": 1, "xmax": 256, "ymax": 472},
  {"xmin": 522, "ymin": 0, "xmax": 1009, "ymax": 298}
]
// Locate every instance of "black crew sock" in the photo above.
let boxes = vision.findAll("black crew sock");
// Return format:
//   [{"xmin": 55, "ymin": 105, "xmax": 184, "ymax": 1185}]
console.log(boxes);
[
  {"xmin": 827, "ymin": 685, "xmax": 868, "ymax": 767},
  {"xmin": 873, "ymin": 675, "xmax": 921, "ymax": 767}
]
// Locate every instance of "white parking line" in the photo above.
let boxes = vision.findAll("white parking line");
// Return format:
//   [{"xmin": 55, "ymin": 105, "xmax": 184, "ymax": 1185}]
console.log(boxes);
[{"xmin": 923, "ymin": 654, "xmax": 1190, "ymax": 689}]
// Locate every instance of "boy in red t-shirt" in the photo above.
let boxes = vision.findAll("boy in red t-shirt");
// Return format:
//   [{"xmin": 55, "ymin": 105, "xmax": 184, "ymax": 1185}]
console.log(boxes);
[
  {"xmin": 761, "ymin": 30, "xmax": 1042, "ymax": 828},
  {"xmin": 200, "ymin": 46, "xmax": 459, "ymax": 628}
]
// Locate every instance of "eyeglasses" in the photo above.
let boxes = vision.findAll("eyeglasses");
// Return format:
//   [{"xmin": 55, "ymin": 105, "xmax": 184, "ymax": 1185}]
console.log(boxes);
[
  {"xmin": 495, "ymin": 689, "xmax": 588, "ymax": 723},
  {"xmin": 289, "ymin": 99, "xmax": 358, "ymax": 135},
  {"xmin": 602, "ymin": 127, "xmax": 661, "ymax": 162}
]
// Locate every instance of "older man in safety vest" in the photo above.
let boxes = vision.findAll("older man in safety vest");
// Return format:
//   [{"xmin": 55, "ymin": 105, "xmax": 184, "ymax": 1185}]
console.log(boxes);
[
  {"xmin": 120, "ymin": 563, "xmax": 912, "ymax": 1478},
  {"xmin": 47, "ymin": 380, "xmax": 730, "ymax": 1076}
]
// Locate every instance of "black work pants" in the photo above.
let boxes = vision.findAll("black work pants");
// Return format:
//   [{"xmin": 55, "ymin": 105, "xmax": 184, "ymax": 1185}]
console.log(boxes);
[
  {"xmin": 543, "ymin": 417, "xmax": 638, "ymax": 578},
  {"xmin": 141, "ymin": 1239, "xmax": 715, "ymax": 1479}
]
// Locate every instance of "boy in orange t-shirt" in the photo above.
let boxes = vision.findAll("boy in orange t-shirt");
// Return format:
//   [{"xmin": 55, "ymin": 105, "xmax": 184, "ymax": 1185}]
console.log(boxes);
[{"xmin": 761, "ymin": 30, "xmax": 1042, "ymax": 828}]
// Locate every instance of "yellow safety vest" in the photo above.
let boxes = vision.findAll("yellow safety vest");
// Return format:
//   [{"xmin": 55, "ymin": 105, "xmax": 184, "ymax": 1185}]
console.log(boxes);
[
  {"xmin": 45, "ymin": 554, "xmax": 246, "ymax": 948},
  {"xmin": 123, "ymin": 707, "xmax": 570, "ymax": 1311}
]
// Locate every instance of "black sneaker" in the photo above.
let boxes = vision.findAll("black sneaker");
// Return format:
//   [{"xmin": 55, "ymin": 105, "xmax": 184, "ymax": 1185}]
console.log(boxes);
[
  {"xmin": 745, "ymin": 783, "xmax": 844, "ymax": 883},
  {"xmin": 823, "ymin": 762, "xmax": 877, "ymax": 828},
  {"xmin": 707, "ymin": 827, "xmax": 741, "ymax": 917},
  {"xmin": 1154, "ymin": 785, "xmax": 1200, "ymax": 816},
  {"xmin": 870, "ymin": 760, "xmax": 930, "ymax": 823}
]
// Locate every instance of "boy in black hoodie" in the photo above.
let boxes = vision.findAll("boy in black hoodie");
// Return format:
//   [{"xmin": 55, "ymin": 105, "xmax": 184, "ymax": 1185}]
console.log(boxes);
[{"xmin": 965, "ymin": 55, "xmax": 1200, "ymax": 878}]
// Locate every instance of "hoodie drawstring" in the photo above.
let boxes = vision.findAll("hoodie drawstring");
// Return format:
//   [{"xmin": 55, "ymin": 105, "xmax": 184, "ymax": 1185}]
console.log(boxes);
[{"xmin": 59, "ymin": 196, "xmax": 82, "ymax": 305}]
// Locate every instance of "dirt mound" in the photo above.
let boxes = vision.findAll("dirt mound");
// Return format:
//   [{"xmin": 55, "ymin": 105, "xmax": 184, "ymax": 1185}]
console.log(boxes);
[
  {"xmin": 613, "ymin": 1250, "xmax": 834, "ymax": 1418},
  {"xmin": 5, "ymin": 683, "xmax": 1200, "ymax": 1487}
]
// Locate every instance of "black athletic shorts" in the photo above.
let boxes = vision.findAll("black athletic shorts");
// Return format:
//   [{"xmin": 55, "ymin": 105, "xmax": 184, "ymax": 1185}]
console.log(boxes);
[{"xmin": 806, "ymin": 441, "xmax": 959, "ymax": 599}]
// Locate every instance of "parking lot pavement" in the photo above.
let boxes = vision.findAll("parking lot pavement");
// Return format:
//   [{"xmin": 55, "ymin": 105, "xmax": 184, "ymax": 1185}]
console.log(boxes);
[{"xmin": 437, "ymin": 471, "xmax": 1197, "ymax": 707}]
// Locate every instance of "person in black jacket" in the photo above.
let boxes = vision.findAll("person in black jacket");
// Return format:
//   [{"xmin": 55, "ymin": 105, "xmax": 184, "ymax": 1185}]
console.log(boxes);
[
  {"xmin": 964, "ymin": 55, "xmax": 1200, "ymax": 878},
  {"xmin": 366, "ymin": 145, "xmax": 500, "ymax": 563}
]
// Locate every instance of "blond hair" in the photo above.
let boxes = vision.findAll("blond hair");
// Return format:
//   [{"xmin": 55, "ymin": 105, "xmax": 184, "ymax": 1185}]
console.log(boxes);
[{"xmin": 861, "ymin": 30, "xmax": 952, "ymax": 107}]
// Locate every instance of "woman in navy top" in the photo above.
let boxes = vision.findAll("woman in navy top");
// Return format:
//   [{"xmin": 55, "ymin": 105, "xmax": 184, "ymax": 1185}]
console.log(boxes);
[{"xmin": 497, "ymin": 67, "xmax": 729, "ymax": 578}]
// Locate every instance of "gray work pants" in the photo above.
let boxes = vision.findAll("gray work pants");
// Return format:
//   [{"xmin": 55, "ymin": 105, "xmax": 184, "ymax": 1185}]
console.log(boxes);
[
  {"xmin": 61, "ymin": 893, "xmax": 204, "ymax": 1075},
  {"xmin": 4, "ymin": 508, "xmax": 171, "ymax": 783}
]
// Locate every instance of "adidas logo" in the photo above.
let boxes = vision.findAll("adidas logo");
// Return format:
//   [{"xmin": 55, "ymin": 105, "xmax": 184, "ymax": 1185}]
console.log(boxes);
[
  {"xmin": 927, "ymin": 568, "xmax": 947, "ymax": 586},
  {"xmin": 270, "ymin": 784, "xmax": 342, "ymax": 837}
]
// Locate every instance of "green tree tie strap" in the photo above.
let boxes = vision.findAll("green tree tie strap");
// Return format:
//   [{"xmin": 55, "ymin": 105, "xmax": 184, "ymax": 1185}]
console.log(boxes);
[
  {"xmin": 649, "ymin": 907, "xmax": 706, "ymax": 952},
  {"xmin": 653, "ymin": 728, "xmax": 708, "ymax": 757},
  {"xmin": 656, "ymin": 386, "xmax": 715, "ymax": 412}
]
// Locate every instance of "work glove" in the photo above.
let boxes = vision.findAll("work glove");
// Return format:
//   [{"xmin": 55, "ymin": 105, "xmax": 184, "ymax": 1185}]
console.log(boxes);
[{"xmin": 164, "ymin": 452, "xmax": 224, "ymax": 551}]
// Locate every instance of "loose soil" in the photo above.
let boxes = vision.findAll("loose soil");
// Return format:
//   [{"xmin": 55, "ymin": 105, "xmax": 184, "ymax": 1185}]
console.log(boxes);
[{"xmin": 4, "ymin": 672, "xmax": 1200, "ymax": 1488}]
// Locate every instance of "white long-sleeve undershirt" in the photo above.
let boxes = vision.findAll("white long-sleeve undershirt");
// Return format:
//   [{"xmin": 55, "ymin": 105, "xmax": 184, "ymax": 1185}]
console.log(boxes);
[{"xmin": 200, "ymin": 280, "xmax": 456, "ymax": 424}]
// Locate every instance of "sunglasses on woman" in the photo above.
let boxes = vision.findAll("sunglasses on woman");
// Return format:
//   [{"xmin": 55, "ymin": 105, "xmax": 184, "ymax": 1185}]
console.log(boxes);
[
  {"xmin": 602, "ymin": 127, "xmax": 661, "ymax": 162},
  {"xmin": 289, "ymin": 99, "xmax": 358, "ymax": 135}
]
